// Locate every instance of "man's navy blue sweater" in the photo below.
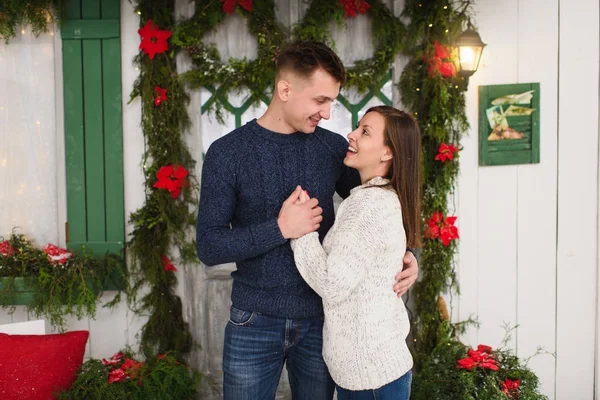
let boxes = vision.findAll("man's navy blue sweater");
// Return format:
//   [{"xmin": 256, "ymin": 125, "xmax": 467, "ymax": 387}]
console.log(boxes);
[{"xmin": 196, "ymin": 119, "xmax": 360, "ymax": 318}]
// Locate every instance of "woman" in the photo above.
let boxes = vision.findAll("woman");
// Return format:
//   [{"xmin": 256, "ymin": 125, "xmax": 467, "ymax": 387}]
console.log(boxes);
[{"xmin": 291, "ymin": 106, "xmax": 421, "ymax": 399}]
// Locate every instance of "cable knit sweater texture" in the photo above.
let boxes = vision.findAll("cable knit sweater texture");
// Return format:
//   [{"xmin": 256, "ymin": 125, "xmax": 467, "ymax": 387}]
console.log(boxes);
[
  {"xmin": 196, "ymin": 119, "xmax": 360, "ymax": 318},
  {"xmin": 291, "ymin": 177, "xmax": 413, "ymax": 390}
]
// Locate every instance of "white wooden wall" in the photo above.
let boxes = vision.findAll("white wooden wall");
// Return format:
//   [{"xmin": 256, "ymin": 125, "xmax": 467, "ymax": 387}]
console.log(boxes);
[
  {"xmin": 2, "ymin": 0, "xmax": 600, "ymax": 399},
  {"xmin": 456, "ymin": 0, "xmax": 599, "ymax": 399}
]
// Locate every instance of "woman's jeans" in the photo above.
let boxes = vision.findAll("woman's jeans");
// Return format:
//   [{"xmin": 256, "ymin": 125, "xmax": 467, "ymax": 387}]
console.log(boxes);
[
  {"xmin": 223, "ymin": 306, "xmax": 335, "ymax": 400},
  {"xmin": 335, "ymin": 371, "xmax": 412, "ymax": 400}
]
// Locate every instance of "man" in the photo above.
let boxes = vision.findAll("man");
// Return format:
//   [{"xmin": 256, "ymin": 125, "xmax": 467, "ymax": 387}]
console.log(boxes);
[{"xmin": 196, "ymin": 41, "xmax": 419, "ymax": 400}]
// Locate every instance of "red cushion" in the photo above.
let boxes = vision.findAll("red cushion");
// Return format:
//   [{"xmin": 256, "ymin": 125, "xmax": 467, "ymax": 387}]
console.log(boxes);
[{"xmin": 0, "ymin": 330, "xmax": 89, "ymax": 400}]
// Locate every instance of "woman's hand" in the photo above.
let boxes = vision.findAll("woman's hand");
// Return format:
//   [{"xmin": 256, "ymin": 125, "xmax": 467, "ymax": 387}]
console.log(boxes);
[{"xmin": 297, "ymin": 189, "xmax": 310, "ymax": 204}]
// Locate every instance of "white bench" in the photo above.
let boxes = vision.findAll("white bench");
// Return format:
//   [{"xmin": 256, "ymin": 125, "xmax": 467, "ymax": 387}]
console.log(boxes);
[{"xmin": 0, "ymin": 319, "xmax": 46, "ymax": 334}]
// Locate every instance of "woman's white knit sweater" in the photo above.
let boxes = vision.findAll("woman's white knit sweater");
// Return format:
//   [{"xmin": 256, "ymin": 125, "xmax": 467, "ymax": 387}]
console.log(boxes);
[{"xmin": 291, "ymin": 177, "xmax": 413, "ymax": 391}]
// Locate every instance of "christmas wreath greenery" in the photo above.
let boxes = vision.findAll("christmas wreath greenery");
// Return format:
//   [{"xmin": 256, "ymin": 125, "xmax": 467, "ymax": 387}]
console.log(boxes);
[
  {"xmin": 172, "ymin": 0, "xmax": 286, "ymax": 118},
  {"xmin": 292, "ymin": 0, "xmax": 404, "ymax": 93}
]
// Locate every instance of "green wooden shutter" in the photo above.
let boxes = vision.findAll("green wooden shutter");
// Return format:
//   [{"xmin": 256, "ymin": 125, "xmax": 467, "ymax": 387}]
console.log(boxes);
[
  {"xmin": 479, "ymin": 82, "xmax": 541, "ymax": 166},
  {"xmin": 62, "ymin": 0, "xmax": 124, "ymax": 257}
]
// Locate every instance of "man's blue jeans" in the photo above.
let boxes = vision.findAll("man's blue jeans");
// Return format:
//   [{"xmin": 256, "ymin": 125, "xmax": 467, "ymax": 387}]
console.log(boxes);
[{"xmin": 223, "ymin": 306, "xmax": 335, "ymax": 400}]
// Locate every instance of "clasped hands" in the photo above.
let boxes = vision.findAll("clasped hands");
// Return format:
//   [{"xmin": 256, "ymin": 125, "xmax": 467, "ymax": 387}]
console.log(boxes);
[
  {"xmin": 277, "ymin": 185, "xmax": 418, "ymax": 297},
  {"xmin": 277, "ymin": 185, "xmax": 321, "ymax": 240}
]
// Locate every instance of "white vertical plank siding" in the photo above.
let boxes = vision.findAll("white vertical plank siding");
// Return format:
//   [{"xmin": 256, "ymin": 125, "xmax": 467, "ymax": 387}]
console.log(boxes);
[
  {"xmin": 555, "ymin": 0, "xmax": 599, "ymax": 399},
  {"xmin": 120, "ymin": 0, "xmax": 148, "ymax": 353},
  {"xmin": 470, "ymin": 0, "xmax": 520, "ymax": 352},
  {"xmin": 515, "ymin": 0, "xmax": 559, "ymax": 398}
]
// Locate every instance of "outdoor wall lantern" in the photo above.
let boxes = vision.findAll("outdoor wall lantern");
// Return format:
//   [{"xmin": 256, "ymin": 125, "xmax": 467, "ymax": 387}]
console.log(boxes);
[{"xmin": 456, "ymin": 23, "xmax": 486, "ymax": 79}]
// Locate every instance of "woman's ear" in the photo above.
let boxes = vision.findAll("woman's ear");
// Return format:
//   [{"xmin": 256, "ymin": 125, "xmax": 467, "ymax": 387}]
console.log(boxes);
[{"xmin": 381, "ymin": 146, "xmax": 393, "ymax": 162}]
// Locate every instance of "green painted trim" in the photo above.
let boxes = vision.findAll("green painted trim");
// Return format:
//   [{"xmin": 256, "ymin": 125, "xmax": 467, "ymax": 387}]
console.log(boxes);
[
  {"xmin": 61, "ymin": 19, "xmax": 119, "ymax": 39},
  {"xmin": 337, "ymin": 70, "xmax": 393, "ymax": 128},
  {"xmin": 62, "ymin": 0, "xmax": 125, "ymax": 257},
  {"xmin": 531, "ymin": 84, "xmax": 541, "ymax": 163},
  {"xmin": 200, "ymin": 69, "xmax": 393, "ymax": 128},
  {"xmin": 101, "ymin": 0, "xmax": 120, "ymax": 19},
  {"xmin": 200, "ymin": 71, "xmax": 393, "ymax": 129},
  {"xmin": 201, "ymin": 85, "xmax": 270, "ymax": 128},
  {"xmin": 0, "ymin": 278, "xmax": 37, "ymax": 305},
  {"xmin": 67, "ymin": 241, "xmax": 124, "ymax": 255},
  {"xmin": 63, "ymin": 40, "xmax": 87, "ymax": 243},
  {"xmin": 102, "ymin": 38, "xmax": 125, "ymax": 245},
  {"xmin": 0, "ymin": 275, "xmax": 125, "ymax": 306},
  {"xmin": 82, "ymin": 39, "xmax": 107, "ymax": 243},
  {"xmin": 66, "ymin": 0, "xmax": 82, "ymax": 19},
  {"xmin": 81, "ymin": 0, "xmax": 101, "ymax": 19}
]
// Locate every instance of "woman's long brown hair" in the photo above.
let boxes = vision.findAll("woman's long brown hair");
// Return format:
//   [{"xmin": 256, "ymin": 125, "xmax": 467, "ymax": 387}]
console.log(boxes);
[{"xmin": 365, "ymin": 106, "xmax": 422, "ymax": 248}]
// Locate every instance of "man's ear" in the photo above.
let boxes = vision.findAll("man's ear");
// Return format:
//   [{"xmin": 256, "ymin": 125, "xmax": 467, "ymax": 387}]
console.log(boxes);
[
  {"xmin": 276, "ymin": 79, "xmax": 291, "ymax": 102},
  {"xmin": 381, "ymin": 147, "xmax": 393, "ymax": 162}
]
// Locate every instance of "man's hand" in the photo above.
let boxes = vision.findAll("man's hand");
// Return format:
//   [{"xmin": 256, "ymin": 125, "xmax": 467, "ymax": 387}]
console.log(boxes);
[
  {"xmin": 393, "ymin": 250, "xmax": 419, "ymax": 297},
  {"xmin": 278, "ymin": 186, "xmax": 323, "ymax": 239}
]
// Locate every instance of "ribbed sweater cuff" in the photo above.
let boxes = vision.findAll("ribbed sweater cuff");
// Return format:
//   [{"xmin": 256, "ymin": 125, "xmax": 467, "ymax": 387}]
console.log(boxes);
[{"xmin": 250, "ymin": 217, "xmax": 287, "ymax": 251}]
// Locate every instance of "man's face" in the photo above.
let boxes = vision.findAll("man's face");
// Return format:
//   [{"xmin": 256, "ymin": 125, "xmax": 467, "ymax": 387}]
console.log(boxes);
[{"xmin": 283, "ymin": 68, "xmax": 341, "ymax": 134}]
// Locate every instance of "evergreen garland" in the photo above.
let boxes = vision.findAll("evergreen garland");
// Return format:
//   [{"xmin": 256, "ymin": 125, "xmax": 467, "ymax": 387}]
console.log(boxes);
[
  {"xmin": 127, "ymin": 0, "xmax": 197, "ymax": 361},
  {"xmin": 58, "ymin": 349, "xmax": 202, "ymax": 399},
  {"xmin": 412, "ymin": 338, "xmax": 548, "ymax": 399},
  {"xmin": 292, "ymin": 0, "xmax": 404, "ymax": 93},
  {"xmin": 172, "ymin": 0, "xmax": 286, "ymax": 120},
  {"xmin": 4, "ymin": 1, "xmax": 552, "ymax": 397},
  {"xmin": 0, "ymin": 0, "xmax": 64, "ymax": 42},
  {"xmin": 0, "ymin": 233, "xmax": 124, "ymax": 330},
  {"xmin": 398, "ymin": 0, "xmax": 473, "ymax": 367}
]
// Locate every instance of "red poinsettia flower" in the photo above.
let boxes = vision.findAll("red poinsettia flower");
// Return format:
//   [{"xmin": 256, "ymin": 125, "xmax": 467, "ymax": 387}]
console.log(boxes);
[
  {"xmin": 435, "ymin": 41, "xmax": 451, "ymax": 58},
  {"xmin": 477, "ymin": 344, "xmax": 493, "ymax": 354},
  {"xmin": 458, "ymin": 344, "xmax": 499, "ymax": 371},
  {"xmin": 154, "ymin": 86, "xmax": 168, "ymax": 107},
  {"xmin": 435, "ymin": 143, "xmax": 459, "ymax": 162},
  {"xmin": 440, "ymin": 216, "xmax": 459, "ymax": 246},
  {"xmin": 340, "ymin": 0, "xmax": 370, "ymax": 18},
  {"xmin": 153, "ymin": 165, "xmax": 188, "ymax": 199},
  {"xmin": 138, "ymin": 20, "xmax": 171, "ymax": 60},
  {"xmin": 102, "ymin": 351, "xmax": 125, "ymax": 366},
  {"xmin": 42, "ymin": 243, "xmax": 72, "ymax": 265},
  {"xmin": 424, "ymin": 211, "xmax": 443, "ymax": 239},
  {"xmin": 457, "ymin": 357, "xmax": 477, "ymax": 370},
  {"xmin": 0, "ymin": 241, "xmax": 16, "ymax": 257},
  {"xmin": 479, "ymin": 359, "xmax": 499, "ymax": 370},
  {"xmin": 439, "ymin": 62, "xmax": 456, "ymax": 78},
  {"xmin": 467, "ymin": 349, "xmax": 487, "ymax": 362},
  {"xmin": 108, "ymin": 368, "xmax": 127, "ymax": 384},
  {"xmin": 427, "ymin": 41, "xmax": 456, "ymax": 78},
  {"xmin": 121, "ymin": 358, "xmax": 144, "ymax": 377},
  {"xmin": 162, "ymin": 255, "xmax": 178, "ymax": 272},
  {"xmin": 221, "ymin": 0, "xmax": 252, "ymax": 14},
  {"xmin": 468, "ymin": 348, "xmax": 497, "ymax": 369},
  {"xmin": 502, "ymin": 378, "xmax": 521, "ymax": 396},
  {"xmin": 424, "ymin": 212, "xmax": 459, "ymax": 246}
]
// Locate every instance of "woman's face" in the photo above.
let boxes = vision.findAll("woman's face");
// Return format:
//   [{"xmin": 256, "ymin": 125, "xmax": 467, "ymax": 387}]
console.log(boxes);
[{"xmin": 344, "ymin": 111, "xmax": 392, "ymax": 181}]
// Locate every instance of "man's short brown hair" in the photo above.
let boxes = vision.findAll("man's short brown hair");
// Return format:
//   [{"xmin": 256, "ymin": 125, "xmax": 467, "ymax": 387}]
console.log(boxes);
[{"xmin": 275, "ymin": 41, "xmax": 346, "ymax": 86}]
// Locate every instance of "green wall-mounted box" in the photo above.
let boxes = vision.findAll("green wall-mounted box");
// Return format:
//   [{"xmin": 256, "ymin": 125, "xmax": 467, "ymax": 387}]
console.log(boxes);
[{"xmin": 479, "ymin": 82, "xmax": 540, "ymax": 166}]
